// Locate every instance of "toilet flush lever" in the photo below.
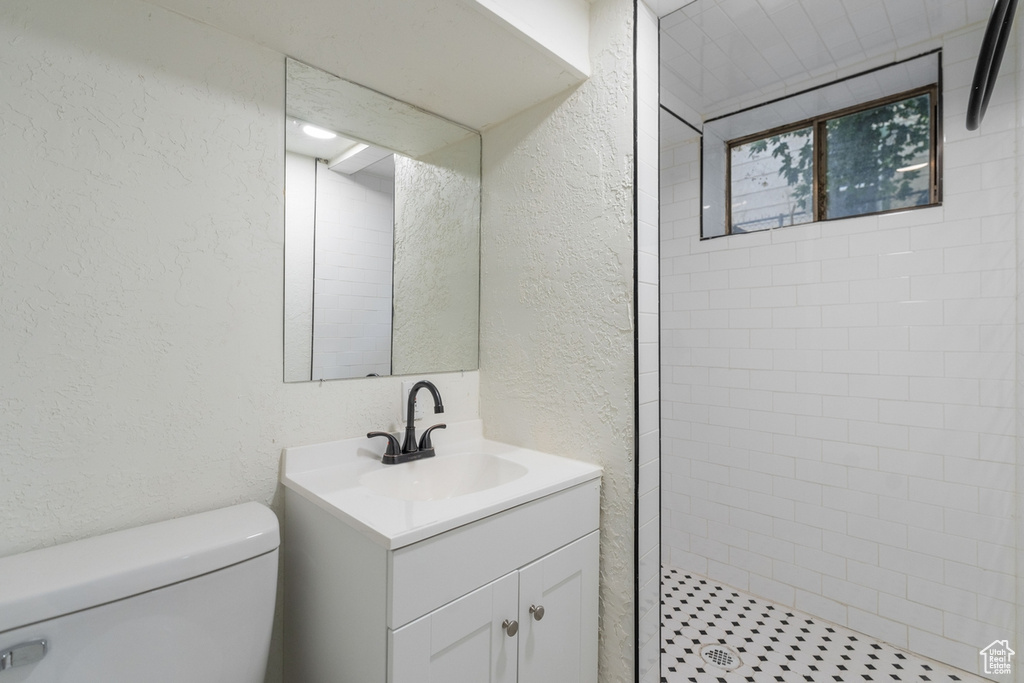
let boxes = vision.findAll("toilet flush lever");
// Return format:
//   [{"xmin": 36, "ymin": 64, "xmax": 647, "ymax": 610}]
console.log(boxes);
[{"xmin": 0, "ymin": 640, "xmax": 47, "ymax": 671}]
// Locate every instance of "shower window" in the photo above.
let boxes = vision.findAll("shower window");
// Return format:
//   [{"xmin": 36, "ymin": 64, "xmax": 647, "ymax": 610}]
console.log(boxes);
[
  {"xmin": 729, "ymin": 125, "xmax": 814, "ymax": 233},
  {"xmin": 726, "ymin": 86, "xmax": 939, "ymax": 235}
]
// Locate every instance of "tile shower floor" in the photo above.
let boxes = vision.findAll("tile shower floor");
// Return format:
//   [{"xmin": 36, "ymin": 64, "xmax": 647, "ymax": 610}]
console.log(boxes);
[{"xmin": 662, "ymin": 567, "xmax": 988, "ymax": 683}]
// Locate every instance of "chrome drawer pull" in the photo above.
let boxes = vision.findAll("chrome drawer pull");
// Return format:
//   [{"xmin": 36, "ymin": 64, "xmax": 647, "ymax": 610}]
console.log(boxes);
[{"xmin": 0, "ymin": 640, "xmax": 47, "ymax": 671}]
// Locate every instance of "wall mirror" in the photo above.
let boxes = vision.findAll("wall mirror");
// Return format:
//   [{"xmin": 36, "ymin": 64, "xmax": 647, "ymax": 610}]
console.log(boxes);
[{"xmin": 284, "ymin": 58, "xmax": 481, "ymax": 382}]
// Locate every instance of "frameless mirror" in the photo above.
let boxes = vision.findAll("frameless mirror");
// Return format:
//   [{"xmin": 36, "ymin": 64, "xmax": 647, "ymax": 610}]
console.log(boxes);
[{"xmin": 284, "ymin": 59, "xmax": 480, "ymax": 381}]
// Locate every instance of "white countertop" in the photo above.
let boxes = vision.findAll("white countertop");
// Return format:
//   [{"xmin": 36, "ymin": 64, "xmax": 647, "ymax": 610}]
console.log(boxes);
[{"xmin": 281, "ymin": 420, "xmax": 602, "ymax": 549}]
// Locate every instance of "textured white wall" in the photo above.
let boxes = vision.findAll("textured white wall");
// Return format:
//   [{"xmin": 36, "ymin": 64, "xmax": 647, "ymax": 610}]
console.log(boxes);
[
  {"xmin": 661, "ymin": 26, "xmax": 1017, "ymax": 677},
  {"xmin": 0, "ymin": 2, "xmax": 480, "ymax": 681},
  {"xmin": 392, "ymin": 135, "xmax": 481, "ymax": 376},
  {"xmin": 479, "ymin": 0, "xmax": 637, "ymax": 680}
]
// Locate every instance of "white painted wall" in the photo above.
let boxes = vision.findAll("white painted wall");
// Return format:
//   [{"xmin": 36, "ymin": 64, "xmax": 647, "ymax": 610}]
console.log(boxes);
[
  {"xmin": 635, "ymin": 3, "xmax": 661, "ymax": 683},
  {"xmin": 0, "ymin": 3, "xmax": 481, "ymax": 682},
  {"xmin": 479, "ymin": 0, "xmax": 637, "ymax": 680},
  {"xmin": 661, "ymin": 25, "xmax": 1017, "ymax": 677}
]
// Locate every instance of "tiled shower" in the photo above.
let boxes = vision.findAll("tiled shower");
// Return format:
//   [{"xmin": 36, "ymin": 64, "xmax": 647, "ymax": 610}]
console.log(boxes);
[{"xmin": 658, "ymin": 4, "xmax": 1019, "ymax": 679}]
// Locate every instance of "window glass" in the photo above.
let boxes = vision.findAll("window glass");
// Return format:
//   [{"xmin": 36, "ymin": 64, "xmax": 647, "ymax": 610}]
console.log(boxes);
[
  {"xmin": 730, "ymin": 127, "xmax": 814, "ymax": 233},
  {"xmin": 722, "ymin": 87, "xmax": 937, "ymax": 237},
  {"xmin": 824, "ymin": 93, "xmax": 932, "ymax": 220}
]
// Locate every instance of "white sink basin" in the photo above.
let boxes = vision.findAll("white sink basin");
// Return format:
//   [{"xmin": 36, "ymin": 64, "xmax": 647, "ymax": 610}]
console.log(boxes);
[
  {"xmin": 360, "ymin": 453, "xmax": 528, "ymax": 501},
  {"xmin": 281, "ymin": 419, "xmax": 602, "ymax": 549}
]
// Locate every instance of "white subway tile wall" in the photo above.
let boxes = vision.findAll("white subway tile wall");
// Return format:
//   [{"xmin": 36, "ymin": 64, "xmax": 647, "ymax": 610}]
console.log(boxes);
[
  {"xmin": 660, "ymin": 25, "xmax": 1015, "ymax": 678},
  {"xmin": 312, "ymin": 165, "xmax": 394, "ymax": 380},
  {"xmin": 637, "ymin": 4, "xmax": 661, "ymax": 682}
]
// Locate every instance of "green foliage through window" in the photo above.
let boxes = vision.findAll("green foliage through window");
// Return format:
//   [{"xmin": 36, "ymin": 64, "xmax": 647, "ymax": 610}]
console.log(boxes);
[
  {"xmin": 732, "ymin": 127, "xmax": 813, "ymax": 232},
  {"xmin": 727, "ymin": 88, "xmax": 937, "ymax": 234}
]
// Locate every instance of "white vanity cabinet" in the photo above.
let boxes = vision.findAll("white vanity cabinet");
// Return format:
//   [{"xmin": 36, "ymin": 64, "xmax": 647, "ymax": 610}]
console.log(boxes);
[
  {"xmin": 283, "ymin": 475, "xmax": 601, "ymax": 683},
  {"xmin": 389, "ymin": 531, "xmax": 598, "ymax": 683}
]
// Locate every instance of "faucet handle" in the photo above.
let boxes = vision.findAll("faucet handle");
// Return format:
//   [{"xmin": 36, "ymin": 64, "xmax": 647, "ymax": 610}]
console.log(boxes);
[
  {"xmin": 367, "ymin": 431, "xmax": 402, "ymax": 464},
  {"xmin": 418, "ymin": 424, "xmax": 447, "ymax": 450}
]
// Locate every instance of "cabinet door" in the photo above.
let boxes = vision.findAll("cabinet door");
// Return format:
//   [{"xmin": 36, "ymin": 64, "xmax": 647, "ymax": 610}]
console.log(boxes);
[
  {"xmin": 389, "ymin": 571, "xmax": 519, "ymax": 683},
  {"xmin": 517, "ymin": 531, "xmax": 599, "ymax": 683}
]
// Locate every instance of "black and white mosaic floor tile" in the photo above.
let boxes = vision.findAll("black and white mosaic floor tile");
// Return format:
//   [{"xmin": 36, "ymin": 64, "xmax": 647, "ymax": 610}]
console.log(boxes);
[{"xmin": 661, "ymin": 567, "xmax": 987, "ymax": 683}]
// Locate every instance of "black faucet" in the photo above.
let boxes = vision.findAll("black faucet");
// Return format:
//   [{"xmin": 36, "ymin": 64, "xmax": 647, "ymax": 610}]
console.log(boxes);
[
  {"xmin": 401, "ymin": 380, "xmax": 445, "ymax": 457},
  {"xmin": 368, "ymin": 380, "xmax": 446, "ymax": 465}
]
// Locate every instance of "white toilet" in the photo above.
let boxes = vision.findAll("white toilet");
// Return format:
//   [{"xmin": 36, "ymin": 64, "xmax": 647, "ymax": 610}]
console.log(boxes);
[{"xmin": 0, "ymin": 502, "xmax": 279, "ymax": 682}]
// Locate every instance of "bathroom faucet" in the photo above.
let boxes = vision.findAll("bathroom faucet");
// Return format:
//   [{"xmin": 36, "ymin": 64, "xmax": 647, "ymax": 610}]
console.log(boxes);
[
  {"xmin": 367, "ymin": 380, "xmax": 445, "ymax": 465},
  {"xmin": 401, "ymin": 380, "xmax": 445, "ymax": 456}
]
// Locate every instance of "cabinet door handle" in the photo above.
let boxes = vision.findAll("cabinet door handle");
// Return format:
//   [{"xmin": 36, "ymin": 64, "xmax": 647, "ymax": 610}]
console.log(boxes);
[
  {"xmin": 502, "ymin": 619, "xmax": 519, "ymax": 637},
  {"xmin": 529, "ymin": 604, "xmax": 545, "ymax": 621},
  {"xmin": 0, "ymin": 640, "xmax": 46, "ymax": 671}
]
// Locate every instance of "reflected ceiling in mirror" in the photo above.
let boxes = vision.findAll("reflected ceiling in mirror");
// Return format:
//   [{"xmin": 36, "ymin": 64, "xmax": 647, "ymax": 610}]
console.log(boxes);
[{"xmin": 284, "ymin": 59, "xmax": 481, "ymax": 382}]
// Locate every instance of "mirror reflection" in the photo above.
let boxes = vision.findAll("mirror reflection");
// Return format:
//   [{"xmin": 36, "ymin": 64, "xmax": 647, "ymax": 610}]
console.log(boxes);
[{"xmin": 284, "ymin": 59, "xmax": 481, "ymax": 382}]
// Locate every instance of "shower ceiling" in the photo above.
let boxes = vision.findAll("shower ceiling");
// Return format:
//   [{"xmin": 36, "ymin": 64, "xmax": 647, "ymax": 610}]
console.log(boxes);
[{"xmin": 660, "ymin": 0, "xmax": 992, "ymax": 120}]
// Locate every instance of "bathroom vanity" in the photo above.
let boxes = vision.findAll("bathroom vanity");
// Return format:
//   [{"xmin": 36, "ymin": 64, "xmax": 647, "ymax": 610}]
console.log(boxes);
[{"xmin": 281, "ymin": 420, "xmax": 601, "ymax": 683}]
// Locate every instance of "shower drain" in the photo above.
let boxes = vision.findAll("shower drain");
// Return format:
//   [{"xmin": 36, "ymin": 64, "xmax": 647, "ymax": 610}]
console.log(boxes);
[{"xmin": 699, "ymin": 643, "xmax": 742, "ymax": 671}]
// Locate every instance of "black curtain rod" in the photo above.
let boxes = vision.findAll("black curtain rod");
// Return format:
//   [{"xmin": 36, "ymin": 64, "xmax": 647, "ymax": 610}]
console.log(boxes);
[{"xmin": 966, "ymin": 0, "xmax": 1019, "ymax": 130}]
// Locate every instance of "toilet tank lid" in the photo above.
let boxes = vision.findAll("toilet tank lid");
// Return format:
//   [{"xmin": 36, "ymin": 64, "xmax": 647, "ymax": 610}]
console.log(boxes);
[{"xmin": 0, "ymin": 502, "xmax": 279, "ymax": 634}]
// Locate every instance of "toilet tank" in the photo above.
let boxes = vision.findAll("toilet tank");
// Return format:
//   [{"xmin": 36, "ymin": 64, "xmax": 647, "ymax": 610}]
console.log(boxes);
[{"xmin": 0, "ymin": 502, "xmax": 279, "ymax": 683}]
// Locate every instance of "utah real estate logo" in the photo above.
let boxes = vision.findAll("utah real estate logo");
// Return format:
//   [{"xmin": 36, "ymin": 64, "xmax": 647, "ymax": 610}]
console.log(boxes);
[{"xmin": 980, "ymin": 640, "xmax": 1014, "ymax": 675}]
